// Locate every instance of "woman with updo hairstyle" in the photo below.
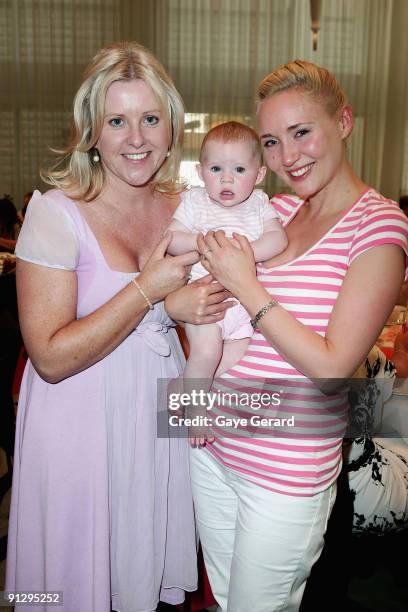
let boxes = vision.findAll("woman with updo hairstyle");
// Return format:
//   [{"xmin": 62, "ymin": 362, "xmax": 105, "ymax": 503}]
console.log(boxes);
[
  {"xmin": 6, "ymin": 41, "xmax": 233, "ymax": 612},
  {"xmin": 188, "ymin": 60, "xmax": 408, "ymax": 611}
]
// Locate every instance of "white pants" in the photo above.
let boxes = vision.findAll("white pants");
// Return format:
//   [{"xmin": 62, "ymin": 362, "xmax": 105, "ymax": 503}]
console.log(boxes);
[{"xmin": 190, "ymin": 449, "xmax": 336, "ymax": 612}]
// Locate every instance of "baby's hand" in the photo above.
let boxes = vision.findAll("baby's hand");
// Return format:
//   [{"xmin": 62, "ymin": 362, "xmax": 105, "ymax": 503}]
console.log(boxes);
[
  {"xmin": 188, "ymin": 431, "xmax": 215, "ymax": 448},
  {"xmin": 186, "ymin": 399, "xmax": 215, "ymax": 447}
]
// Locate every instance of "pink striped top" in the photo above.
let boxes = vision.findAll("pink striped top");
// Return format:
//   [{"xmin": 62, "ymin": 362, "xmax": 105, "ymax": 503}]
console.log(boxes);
[{"xmin": 206, "ymin": 189, "xmax": 408, "ymax": 496}]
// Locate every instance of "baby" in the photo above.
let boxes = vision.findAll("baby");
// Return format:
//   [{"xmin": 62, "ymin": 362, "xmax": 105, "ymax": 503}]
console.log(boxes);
[{"xmin": 167, "ymin": 121, "xmax": 287, "ymax": 443}]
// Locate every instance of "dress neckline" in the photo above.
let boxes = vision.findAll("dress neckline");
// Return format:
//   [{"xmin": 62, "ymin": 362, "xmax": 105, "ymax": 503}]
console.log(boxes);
[{"xmin": 70, "ymin": 199, "xmax": 139, "ymax": 277}]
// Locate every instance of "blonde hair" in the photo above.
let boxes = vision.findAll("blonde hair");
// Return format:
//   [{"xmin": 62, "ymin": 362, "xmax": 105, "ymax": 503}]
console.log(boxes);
[
  {"xmin": 257, "ymin": 60, "xmax": 347, "ymax": 117},
  {"xmin": 42, "ymin": 41, "xmax": 185, "ymax": 201},
  {"xmin": 200, "ymin": 121, "xmax": 262, "ymax": 164}
]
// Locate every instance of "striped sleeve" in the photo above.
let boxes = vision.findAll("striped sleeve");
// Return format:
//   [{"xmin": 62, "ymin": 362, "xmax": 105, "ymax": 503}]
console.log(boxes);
[
  {"xmin": 348, "ymin": 200, "xmax": 408, "ymax": 277},
  {"xmin": 269, "ymin": 193, "xmax": 303, "ymax": 227}
]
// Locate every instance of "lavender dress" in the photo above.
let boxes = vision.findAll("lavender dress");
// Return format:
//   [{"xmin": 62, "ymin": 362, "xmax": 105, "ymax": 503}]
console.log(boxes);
[{"xmin": 6, "ymin": 190, "xmax": 197, "ymax": 612}]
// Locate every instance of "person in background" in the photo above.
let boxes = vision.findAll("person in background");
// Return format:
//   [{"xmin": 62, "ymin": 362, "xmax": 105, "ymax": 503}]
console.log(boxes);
[
  {"xmin": 0, "ymin": 195, "xmax": 22, "ymax": 514},
  {"xmin": 6, "ymin": 41, "xmax": 231, "ymax": 612},
  {"xmin": 392, "ymin": 326, "xmax": 408, "ymax": 377},
  {"xmin": 346, "ymin": 339, "xmax": 408, "ymax": 536},
  {"xmin": 395, "ymin": 279, "xmax": 408, "ymax": 310},
  {"xmin": 17, "ymin": 191, "xmax": 34, "ymax": 223},
  {"xmin": 179, "ymin": 59, "xmax": 408, "ymax": 612},
  {"xmin": 0, "ymin": 195, "xmax": 21, "ymax": 252},
  {"xmin": 302, "ymin": 332, "xmax": 408, "ymax": 611}
]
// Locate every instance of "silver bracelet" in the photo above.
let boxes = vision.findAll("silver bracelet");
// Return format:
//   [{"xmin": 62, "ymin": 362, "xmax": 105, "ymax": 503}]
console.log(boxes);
[
  {"xmin": 250, "ymin": 300, "xmax": 279, "ymax": 329},
  {"xmin": 131, "ymin": 278, "xmax": 154, "ymax": 310}
]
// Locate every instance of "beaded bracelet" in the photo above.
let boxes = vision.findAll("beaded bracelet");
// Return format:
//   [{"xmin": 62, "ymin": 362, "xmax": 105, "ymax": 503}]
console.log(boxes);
[
  {"xmin": 132, "ymin": 278, "xmax": 154, "ymax": 310},
  {"xmin": 250, "ymin": 299, "xmax": 279, "ymax": 329}
]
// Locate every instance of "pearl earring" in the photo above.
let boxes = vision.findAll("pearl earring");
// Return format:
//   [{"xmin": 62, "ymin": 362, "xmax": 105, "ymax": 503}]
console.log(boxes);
[
  {"xmin": 166, "ymin": 151, "xmax": 170, "ymax": 158},
  {"xmin": 92, "ymin": 149, "xmax": 100, "ymax": 163}
]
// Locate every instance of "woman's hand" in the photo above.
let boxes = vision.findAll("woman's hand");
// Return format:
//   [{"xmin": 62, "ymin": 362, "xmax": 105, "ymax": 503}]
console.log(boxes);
[
  {"xmin": 139, "ymin": 232, "xmax": 199, "ymax": 304},
  {"xmin": 197, "ymin": 230, "xmax": 257, "ymax": 299},
  {"xmin": 165, "ymin": 274, "xmax": 235, "ymax": 325}
]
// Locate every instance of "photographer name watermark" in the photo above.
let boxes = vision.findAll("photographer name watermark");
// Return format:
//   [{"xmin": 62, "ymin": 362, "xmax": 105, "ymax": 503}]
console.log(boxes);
[{"xmin": 168, "ymin": 413, "xmax": 295, "ymax": 429}]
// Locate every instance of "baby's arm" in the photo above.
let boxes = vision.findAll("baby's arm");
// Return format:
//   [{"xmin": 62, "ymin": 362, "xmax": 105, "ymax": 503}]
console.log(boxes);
[
  {"xmin": 167, "ymin": 219, "xmax": 198, "ymax": 255},
  {"xmin": 250, "ymin": 217, "xmax": 288, "ymax": 263}
]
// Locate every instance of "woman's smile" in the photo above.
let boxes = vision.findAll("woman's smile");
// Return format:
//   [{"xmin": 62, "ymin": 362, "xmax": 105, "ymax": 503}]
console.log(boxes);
[{"xmin": 286, "ymin": 161, "xmax": 315, "ymax": 181}]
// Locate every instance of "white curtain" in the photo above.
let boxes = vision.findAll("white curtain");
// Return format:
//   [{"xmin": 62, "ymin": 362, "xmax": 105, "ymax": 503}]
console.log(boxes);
[
  {"xmin": 380, "ymin": 0, "xmax": 408, "ymax": 199},
  {"xmin": 161, "ymin": 0, "xmax": 401, "ymax": 197},
  {"xmin": 0, "ymin": 0, "xmax": 122, "ymax": 207},
  {"xmin": 1, "ymin": 0, "xmax": 408, "ymax": 206}
]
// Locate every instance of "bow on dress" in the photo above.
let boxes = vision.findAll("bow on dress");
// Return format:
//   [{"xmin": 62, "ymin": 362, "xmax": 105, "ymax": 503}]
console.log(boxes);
[{"xmin": 134, "ymin": 322, "xmax": 171, "ymax": 356}]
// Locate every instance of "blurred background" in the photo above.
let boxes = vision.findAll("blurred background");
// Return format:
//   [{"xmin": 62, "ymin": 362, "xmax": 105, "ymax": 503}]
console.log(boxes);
[{"xmin": 1, "ymin": 0, "xmax": 408, "ymax": 207}]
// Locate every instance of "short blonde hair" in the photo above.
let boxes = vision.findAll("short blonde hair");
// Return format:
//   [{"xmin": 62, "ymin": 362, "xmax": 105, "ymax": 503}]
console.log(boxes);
[
  {"xmin": 42, "ymin": 41, "xmax": 185, "ymax": 201},
  {"xmin": 200, "ymin": 121, "xmax": 262, "ymax": 164},
  {"xmin": 257, "ymin": 60, "xmax": 347, "ymax": 117}
]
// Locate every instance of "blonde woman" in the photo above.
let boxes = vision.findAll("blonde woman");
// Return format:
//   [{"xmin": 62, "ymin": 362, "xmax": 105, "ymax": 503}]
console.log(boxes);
[
  {"xmin": 185, "ymin": 60, "xmax": 408, "ymax": 611},
  {"xmin": 6, "ymin": 42, "xmax": 231, "ymax": 612}
]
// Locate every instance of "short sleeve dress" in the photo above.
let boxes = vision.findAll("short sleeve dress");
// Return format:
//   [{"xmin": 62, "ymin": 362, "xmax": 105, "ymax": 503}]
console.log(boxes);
[{"xmin": 5, "ymin": 190, "xmax": 197, "ymax": 612}]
